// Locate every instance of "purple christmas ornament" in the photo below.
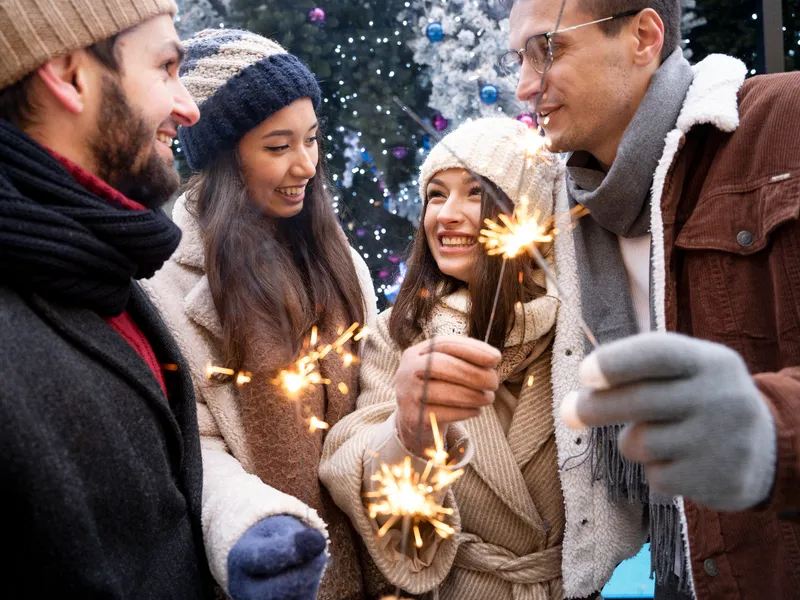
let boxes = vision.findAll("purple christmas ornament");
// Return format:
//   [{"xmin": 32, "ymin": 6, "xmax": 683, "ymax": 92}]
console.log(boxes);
[
  {"xmin": 433, "ymin": 113, "xmax": 449, "ymax": 132},
  {"xmin": 308, "ymin": 7, "xmax": 326, "ymax": 24},
  {"xmin": 392, "ymin": 146, "xmax": 409, "ymax": 159},
  {"xmin": 516, "ymin": 114, "xmax": 536, "ymax": 128}
]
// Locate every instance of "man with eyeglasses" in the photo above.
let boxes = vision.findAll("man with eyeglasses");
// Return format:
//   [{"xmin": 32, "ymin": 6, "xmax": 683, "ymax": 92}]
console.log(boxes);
[{"xmin": 506, "ymin": 1, "xmax": 800, "ymax": 599}]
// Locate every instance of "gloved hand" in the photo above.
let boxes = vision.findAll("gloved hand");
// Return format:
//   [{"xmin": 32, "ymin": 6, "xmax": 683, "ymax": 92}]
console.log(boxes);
[
  {"xmin": 561, "ymin": 332, "xmax": 777, "ymax": 511},
  {"xmin": 228, "ymin": 515, "xmax": 327, "ymax": 600}
]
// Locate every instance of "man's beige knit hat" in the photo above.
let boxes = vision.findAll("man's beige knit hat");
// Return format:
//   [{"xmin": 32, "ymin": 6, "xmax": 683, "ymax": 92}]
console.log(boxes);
[
  {"xmin": 419, "ymin": 117, "xmax": 560, "ymax": 222},
  {"xmin": 0, "ymin": 0, "xmax": 178, "ymax": 89}
]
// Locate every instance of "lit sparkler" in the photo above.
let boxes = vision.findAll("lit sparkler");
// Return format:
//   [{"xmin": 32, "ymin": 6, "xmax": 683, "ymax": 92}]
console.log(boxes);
[
  {"xmin": 272, "ymin": 322, "xmax": 368, "ymax": 398},
  {"xmin": 272, "ymin": 356, "xmax": 330, "ymax": 397},
  {"xmin": 518, "ymin": 127, "xmax": 552, "ymax": 163},
  {"xmin": 479, "ymin": 199, "xmax": 554, "ymax": 259},
  {"xmin": 364, "ymin": 413, "xmax": 464, "ymax": 549}
]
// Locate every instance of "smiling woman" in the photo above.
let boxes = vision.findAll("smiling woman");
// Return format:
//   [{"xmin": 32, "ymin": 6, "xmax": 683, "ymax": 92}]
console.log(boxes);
[
  {"xmin": 141, "ymin": 28, "xmax": 385, "ymax": 600},
  {"xmin": 237, "ymin": 99, "xmax": 319, "ymax": 218}
]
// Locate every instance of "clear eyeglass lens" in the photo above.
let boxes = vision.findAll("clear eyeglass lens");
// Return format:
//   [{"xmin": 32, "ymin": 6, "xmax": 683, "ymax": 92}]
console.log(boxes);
[
  {"xmin": 499, "ymin": 52, "xmax": 522, "ymax": 75},
  {"xmin": 526, "ymin": 36, "xmax": 550, "ymax": 73}
]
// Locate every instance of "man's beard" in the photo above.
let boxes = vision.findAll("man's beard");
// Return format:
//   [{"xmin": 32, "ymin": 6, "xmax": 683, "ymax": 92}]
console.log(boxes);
[{"xmin": 89, "ymin": 76, "xmax": 180, "ymax": 209}]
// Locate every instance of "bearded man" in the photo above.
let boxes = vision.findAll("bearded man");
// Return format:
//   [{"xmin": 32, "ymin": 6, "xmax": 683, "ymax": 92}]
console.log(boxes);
[{"xmin": 0, "ymin": 1, "xmax": 213, "ymax": 596}]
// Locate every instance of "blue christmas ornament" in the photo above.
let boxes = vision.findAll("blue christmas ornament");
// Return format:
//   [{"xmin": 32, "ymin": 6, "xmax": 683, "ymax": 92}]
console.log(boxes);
[
  {"xmin": 422, "ymin": 135, "xmax": 432, "ymax": 150},
  {"xmin": 426, "ymin": 22, "xmax": 444, "ymax": 42},
  {"xmin": 480, "ymin": 84, "xmax": 498, "ymax": 104},
  {"xmin": 361, "ymin": 150, "xmax": 374, "ymax": 163}
]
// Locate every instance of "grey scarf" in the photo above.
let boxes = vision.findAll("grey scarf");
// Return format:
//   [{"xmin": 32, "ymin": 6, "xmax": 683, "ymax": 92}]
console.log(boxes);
[{"xmin": 565, "ymin": 49, "xmax": 694, "ymax": 592}]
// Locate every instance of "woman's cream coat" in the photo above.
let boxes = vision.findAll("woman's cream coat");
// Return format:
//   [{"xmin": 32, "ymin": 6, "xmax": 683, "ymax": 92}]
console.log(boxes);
[{"xmin": 142, "ymin": 195, "xmax": 378, "ymax": 592}]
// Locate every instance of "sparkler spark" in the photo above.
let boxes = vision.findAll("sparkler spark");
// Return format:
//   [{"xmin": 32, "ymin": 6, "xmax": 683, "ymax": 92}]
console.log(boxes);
[
  {"xmin": 365, "ymin": 457, "xmax": 457, "ymax": 543},
  {"xmin": 273, "ymin": 357, "xmax": 330, "ymax": 397},
  {"xmin": 518, "ymin": 127, "xmax": 552, "ymax": 163},
  {"xmin": 308, "ymin": 416, "xmax": 329, "ymax": 433},
  {"xmin": 479, "ymin": 201, "xmax": 554, "ymax": 259},
  {"xmin": 364, "ymin": 413, "xmax": 464, "ymax": 548},
  {"xmin": 206, "ymin": 363, "xmax": 235, "ymax": 379},
  {"xmin": 272, "ymin": 322, "xmax": 367, "ymax": 398}
]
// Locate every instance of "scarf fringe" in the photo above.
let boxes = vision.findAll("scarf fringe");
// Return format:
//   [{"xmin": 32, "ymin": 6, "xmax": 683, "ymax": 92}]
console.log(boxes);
[
  {"xmin": 650, "ymin": 503, "xmax": 693, "ymax": 594},
  {"xmin": 591, "ymin": 425, "xmax": 649, "ymax": 504},
  {"xmin": 590, "ymin": 426, "xmax": 691, "ymax": 593}
]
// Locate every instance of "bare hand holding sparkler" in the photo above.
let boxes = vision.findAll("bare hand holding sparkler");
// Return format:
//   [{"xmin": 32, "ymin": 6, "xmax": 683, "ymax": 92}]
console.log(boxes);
[{"xmin": 395, "ymin": 336, "xmax": 500, "ymax": 453}]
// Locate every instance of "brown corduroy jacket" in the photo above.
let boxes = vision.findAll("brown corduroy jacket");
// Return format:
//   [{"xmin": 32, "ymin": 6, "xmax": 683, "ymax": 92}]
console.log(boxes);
[{"xmin": 656, "ymin": 61, "xmax": 800, "ymax": 598}]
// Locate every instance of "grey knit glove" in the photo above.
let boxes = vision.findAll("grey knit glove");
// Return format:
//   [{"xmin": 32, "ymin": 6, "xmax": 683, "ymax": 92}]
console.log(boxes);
[{"xmin": 562, "ymin": 332, "xmax": 777, "ymax": 511}]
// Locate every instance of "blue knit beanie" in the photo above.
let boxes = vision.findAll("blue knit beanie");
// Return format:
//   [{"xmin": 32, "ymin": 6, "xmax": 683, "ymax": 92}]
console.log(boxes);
[{"xmin": 178, "ymin": 29, "xmax": 322, "ymax": 171}]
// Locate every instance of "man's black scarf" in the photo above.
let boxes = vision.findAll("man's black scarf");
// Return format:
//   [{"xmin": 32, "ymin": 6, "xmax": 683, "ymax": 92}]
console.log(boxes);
[{"xmin": 0, "ymin": 119, "xmax": 181, "ymax": 316}]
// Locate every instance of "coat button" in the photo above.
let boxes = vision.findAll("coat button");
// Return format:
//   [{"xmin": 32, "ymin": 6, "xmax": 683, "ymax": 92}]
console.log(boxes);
[
  {"xmin": 703, "ymin": 558, "xmax": 719, "ymax": 577},
  {"xmin": 737, "ymin": 230, "xmax": 754, "ymax": 247}
]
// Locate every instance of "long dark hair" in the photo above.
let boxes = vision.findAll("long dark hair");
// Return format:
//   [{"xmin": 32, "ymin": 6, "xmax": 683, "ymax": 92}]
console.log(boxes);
[
  {"xmin": 186, "ymin": 136, "xmax": 365, "ymax": 373},
  {"xmin": 389, "ymin": 176, "xmax": 546, "ymax": 351}
]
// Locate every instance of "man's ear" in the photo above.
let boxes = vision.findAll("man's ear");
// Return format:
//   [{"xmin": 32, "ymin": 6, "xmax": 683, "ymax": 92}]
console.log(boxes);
[
  {"xmin": 36, "ymin": 51, "xmax": 94, "ymax": 114},
  {"xmin": 631, "ymin": 8, "xmax": 665, "ymax": 67}
]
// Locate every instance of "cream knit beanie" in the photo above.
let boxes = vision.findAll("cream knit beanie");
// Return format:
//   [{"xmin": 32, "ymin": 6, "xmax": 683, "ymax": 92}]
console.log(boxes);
[
  {"xmin": 0, "ymin": 0, "xmax": 177, "ymax": 89},
  {"xmin": 419, "ymin": 117, "xmax": 560, "ymax": 221}
]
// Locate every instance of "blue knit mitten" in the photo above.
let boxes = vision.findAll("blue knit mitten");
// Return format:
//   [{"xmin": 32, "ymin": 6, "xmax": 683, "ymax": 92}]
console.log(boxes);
[
  {"xmin": 228, "ymin": 515, "xmax": 327, "ymax": 600},
  {"xmin": 562, "ymin": 332, "xmax": 777, "ymax": 511}
]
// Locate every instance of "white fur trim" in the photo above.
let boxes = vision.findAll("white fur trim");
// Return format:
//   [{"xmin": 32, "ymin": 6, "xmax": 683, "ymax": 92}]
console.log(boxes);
[
  {"xmin": 349, "ymin": 247, "xmax": 378, "ymax": 329},
  {"xmin": 676, "ymin": 55, "xmax": 747, "ymax": 134},
  {"xmin": 676, "ymin": 495, "xmax": 696, "ymax": 598},
  {"xmin": 171, "ymin": 194, "xmax": 205, "ymax": 270}
]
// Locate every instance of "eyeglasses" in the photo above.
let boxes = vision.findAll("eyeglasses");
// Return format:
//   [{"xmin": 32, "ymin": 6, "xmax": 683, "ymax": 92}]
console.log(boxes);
[{"xmin": 499, "ymin": 10, "xmax": 640, "ymax": 75}]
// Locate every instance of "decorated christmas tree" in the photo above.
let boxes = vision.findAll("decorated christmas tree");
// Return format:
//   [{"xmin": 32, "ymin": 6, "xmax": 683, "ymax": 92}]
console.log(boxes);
[{"xmin": 403, "ymin": 0, "xmax": 528, "ymax": 126}]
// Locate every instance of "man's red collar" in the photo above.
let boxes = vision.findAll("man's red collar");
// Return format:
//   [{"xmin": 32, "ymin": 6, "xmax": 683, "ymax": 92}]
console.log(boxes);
[{"xmin": 48, "ymin": 150, "xmax": 148, "ymax": 212}]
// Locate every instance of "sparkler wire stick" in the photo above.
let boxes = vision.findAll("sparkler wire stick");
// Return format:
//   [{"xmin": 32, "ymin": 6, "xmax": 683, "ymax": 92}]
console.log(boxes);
[
  {"xmin": 416, "ymin": 335, "xmax": 437, "ymax": 456},
  {"xmin": 394, "ymin": 516, "xmax": 413, "ymax": 600},
  {"xmin": 483, "ymin": 259, "xmax": 508, "ymax": 343}
]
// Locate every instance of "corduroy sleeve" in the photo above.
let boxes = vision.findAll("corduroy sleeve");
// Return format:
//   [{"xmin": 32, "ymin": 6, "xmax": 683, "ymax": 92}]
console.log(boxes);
[{"xmin": 753, "ymin": 367, "xmax": 800, "ymax": 520}]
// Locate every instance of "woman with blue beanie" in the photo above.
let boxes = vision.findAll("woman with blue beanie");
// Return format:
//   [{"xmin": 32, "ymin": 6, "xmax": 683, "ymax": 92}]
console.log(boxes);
[{"xmin": 142, "ymin": 29, "xmax": 381, "ymax": 600}]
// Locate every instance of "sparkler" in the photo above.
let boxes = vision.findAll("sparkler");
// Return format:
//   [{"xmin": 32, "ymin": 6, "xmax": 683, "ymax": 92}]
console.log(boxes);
[
  {"xmin": 271, "ymin": 322, "xmax": 366, "ymax": 398},
  {"xmin": 479, "ymin": 200, "xmax": 554, "ymax": 260},
  {"xmin": 364, "ymin": 414, "xmax": 464, "ymax": 551}
]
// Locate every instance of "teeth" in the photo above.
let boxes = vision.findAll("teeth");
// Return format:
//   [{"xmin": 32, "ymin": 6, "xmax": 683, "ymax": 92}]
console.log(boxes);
[
  {"xmin": 441, "ymin": 236, "xmax": 476, "ymax": 247},
  {"xmin": 157, "ymin": 133, "xmax": 173, "ymax": 145},
  {"xmin": 277, "ymin": 187, "xmax": 305, "ymax": 196}
]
